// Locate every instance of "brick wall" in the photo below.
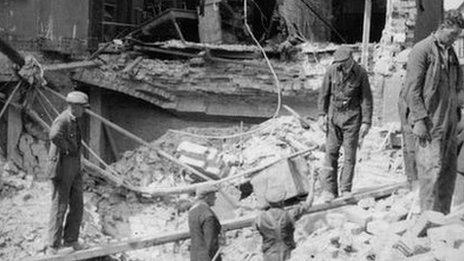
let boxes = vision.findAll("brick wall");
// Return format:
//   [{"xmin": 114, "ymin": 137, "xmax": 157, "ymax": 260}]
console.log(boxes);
[{"xmin": 371, "ymin": 0, "xmax": 417, "ymax": 125}]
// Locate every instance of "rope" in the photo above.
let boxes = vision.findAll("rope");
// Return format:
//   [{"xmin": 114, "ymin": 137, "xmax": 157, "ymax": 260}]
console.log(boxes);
[
  {"xmin": 244, "ymin": 0, "xmax": 282, "ymax": 118},
  {"xmin": 0, "ymin": 81, "xmax": 22, "ymax": 120},
  {"xmin": 165, "ymin": 0, "xmax": 284, "ymax": 141},
  {"xmin": 167, "ymin": 118, "xmax": 274, "ymax": 140}
]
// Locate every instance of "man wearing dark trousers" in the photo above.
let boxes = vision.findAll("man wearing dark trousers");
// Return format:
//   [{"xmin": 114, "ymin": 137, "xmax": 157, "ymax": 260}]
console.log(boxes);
[
  {"xmin": 398, "ymin": 88, "xmax": 418, "ymax": 188},
  {"xmin": 47, "ymin": 91, "xmax": 89, "ymax": 254},
  {"xmin": 318, "ymin": 46, "xmax": 373, "ymax": 201},
  {"xmin": 188, "ymin": 185, "xmax": 222, "ymax": 261},
  {"xmin": 318, "ymin": 46, "xmax": 372, "ymax": 201},
  {"xmin": 402, "ymin": 10, "xmax": 464, "ymax": 214}
]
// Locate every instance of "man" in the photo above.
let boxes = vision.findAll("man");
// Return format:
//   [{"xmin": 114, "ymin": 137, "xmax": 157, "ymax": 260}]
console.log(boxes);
[
  {"xmin": 317, "ymin": 46, "xmax": 373, "ymax": 201},
  {"xmin": 254, "ymin": 171, "xmax": 315, "ymax": 260},
  {"xmin": 452, "ymin": 113, "xmax": 464, "ymax": 206},
  {"xmin": 188, "ymin": 185, "xmax": 222, "ymax": 261},
  {"xmin": 47, "ymin": 91, "xmax": 89, "ymax": 254},
  {"xmin": 402, "ymin": 10, "xmax": 464, "ymax": 215}
]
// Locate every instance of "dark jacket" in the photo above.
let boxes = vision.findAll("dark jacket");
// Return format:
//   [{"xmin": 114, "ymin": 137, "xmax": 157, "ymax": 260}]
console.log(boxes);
[
  {"xmin": 254, "ymin": 206, "xmax": 306, "ymax": 261},
  {"xmin": 403, "ymin": 35, "xmax": 463, "ymax": 124},
  {"xmin": 47, "ymin": 109, "xmax": 82, "ymax": 179},
  {"xmin": 188, "ymin": 201, "xmax": 222, "ymax": 261},
  {"xmin": 318, "ymin": 61, "xmax": 373, "ymax": 124}
]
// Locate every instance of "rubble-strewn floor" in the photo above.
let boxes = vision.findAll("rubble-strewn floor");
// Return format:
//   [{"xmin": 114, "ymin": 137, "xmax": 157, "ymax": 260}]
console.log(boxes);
[{"xmin": 0, "ymin": 118, "xmax": 421, "ymax": 261}]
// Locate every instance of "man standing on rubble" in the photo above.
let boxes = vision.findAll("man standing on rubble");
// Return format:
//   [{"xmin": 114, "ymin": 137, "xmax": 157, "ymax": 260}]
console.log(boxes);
[
  {"xmin": 401, "ymin": 10, "xmax": 464, "ymax": 215},
  {"xmin": 188, "ymin": 185, "xmax": 222, "ymax": 261},
  {"xmin": 317, "ymin": 46, "xmax": 373, "ymax": 201},
  {"xmin": 47, "ymin": 91, "xmax": 89, "ymax": 254}
]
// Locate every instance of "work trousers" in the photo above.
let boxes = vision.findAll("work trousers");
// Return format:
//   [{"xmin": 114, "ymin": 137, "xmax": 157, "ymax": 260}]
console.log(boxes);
[
  {"xmin": 398, "ymin": 101, "xmax": 418, "ymax": 184},
  {"xmin": 416, "ymin": 138, "xmax": 457, "ymax": 214},
  {"xmin": 321, "ymin": 110, "xmax": 361, "ymax": 196},
  {"xmin": 48, "ymin": 155, "xmax": 83, "ymax": 247}
]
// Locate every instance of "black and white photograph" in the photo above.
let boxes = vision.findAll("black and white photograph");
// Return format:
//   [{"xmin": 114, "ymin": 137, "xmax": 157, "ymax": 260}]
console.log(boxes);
[{"xmin": 1, "ymin": 0, "xmax": 464, "ymax": 260}]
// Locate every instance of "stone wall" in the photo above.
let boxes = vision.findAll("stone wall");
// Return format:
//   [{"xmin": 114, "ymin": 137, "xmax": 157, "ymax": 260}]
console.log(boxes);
[{"xmin": 371, "ymin": 0, "xmax": 417, "ymax": 125}]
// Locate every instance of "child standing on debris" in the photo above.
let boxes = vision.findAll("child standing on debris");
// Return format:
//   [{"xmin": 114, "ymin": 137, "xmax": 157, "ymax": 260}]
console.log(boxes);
[
  {"xmin": 254, "ymin": 171, "xmax": 316, "ymax": 261},
  {"xmin": 188, "ymin": 184, "xmax": 222, "ymax": 261}
]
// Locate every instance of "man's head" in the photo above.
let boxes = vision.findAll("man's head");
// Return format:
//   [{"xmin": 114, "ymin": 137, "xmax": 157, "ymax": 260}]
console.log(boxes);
[
  {"xmin": 332, "ymin": 46, "xmax": 354, "ymax": 69},
  {"xmin": 436, "ymin": 10, "xmax": 464, "ymax": 46},
  {"xmin": 195, "ymin": 185, "xmax": 218, "ymax": 206},
  {"xmin": 65, "ymin": 91, "xmax": 89, "ymax": 118}
]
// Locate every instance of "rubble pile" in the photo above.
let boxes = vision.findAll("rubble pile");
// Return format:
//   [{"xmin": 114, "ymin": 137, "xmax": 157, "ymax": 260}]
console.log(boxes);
[
  {"xmin": 0, "ymin": 115, "xmax": 414, "ymax": 261},
  {"xmin": 86, "ymin": 51, "xmax": 332, "ymax": 98},
  {"xmin": 290, "ymin": 196, "xmax": 464, "ymax": 261}
]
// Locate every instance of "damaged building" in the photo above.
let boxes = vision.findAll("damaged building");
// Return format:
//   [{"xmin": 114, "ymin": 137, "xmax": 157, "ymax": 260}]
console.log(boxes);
[
  {"xmin": 2, "ymin": 0, "xmax": 464, "ymax": 261},
  {"xmin": 0, "ymin": 0, "xmax": 434, "ymax": 160}
]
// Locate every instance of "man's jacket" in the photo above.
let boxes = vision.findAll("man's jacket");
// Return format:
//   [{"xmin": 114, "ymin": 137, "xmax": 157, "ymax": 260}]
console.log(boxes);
[
  {"xmin": 188, "ymin": 202, "xmax": 221, "ymax": 261},
  {"xmin": 47, "ymin": 109, "xmax": 81, "ymax": 179},
  {"xmin": 318, "ymin": 61, "xmax": 373, "ymax": 124},
  {"xmin": 403, "ymin": 35, "xmax": 464, "ymax": 124}
]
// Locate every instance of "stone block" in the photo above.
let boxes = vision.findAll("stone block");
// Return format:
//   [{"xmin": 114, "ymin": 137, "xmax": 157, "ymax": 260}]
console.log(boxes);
[
  {"xmin": 390, "ymin": 219, "xmax": 414, "ymax": 235},
  {"xmin": 367, "ymin": 220, "xmax": 390, "ymax": 235},
  {"xmin": 427, "ymin": 224, "xmax": 464, "ymax": 250},
  {"xmin": 357, "ymin": 197, "xmax": 376, "ymax": 209},
  {"xmin": 326, "ymin": 212, "xmax": 346, "ymax": 229},
  {"xmin": 341, "ymin": 205, "xmax": 372, "ymax": 227},
  {"xmin": 405, "ymin": 211, "xmax": 445, "ymax": 237}
]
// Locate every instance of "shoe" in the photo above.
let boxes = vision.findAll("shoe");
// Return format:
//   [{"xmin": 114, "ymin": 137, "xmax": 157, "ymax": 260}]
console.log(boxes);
[
  {"xmin": 63, "ymin": 241, "xmax": 89, "ymax": 251},
  {"xmin": 339, "ymin": 191, "xmax": 352, "ymax": 198},
  {"xmin": 319, "ymin": 191, "xmax": 336, "ymax": 203},
  {"xmin": 45, "ymin": 246, "xmax": 59, "ymax": 256}
]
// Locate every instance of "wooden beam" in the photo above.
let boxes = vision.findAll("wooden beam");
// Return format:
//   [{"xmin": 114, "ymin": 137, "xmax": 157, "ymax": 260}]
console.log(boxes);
[
  {"xmin": 43, "ymin": 61, "xmax": 99, "ymax": 71},
  {"xmin": 43, "ymin": 86, "xmax": 213, "ymax": 182},
  {"xmin": 88, "ymin": 87, "xmax": 104, "ymax": 166},
  {"xmin": 361, "ymin": 0, "xmax": 372, "ymax": 68},
  {"xmin": 0, "ymin": 37, "xmax": 25, "ymax": 67},
  {"xmin": 26, "ymin": 182, "xmax": 408, "ymax": 261}
]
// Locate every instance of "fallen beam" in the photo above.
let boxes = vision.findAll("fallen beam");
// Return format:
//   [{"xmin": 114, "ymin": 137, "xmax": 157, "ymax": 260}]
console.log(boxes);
[
  {"xmin": 43, "ymin": 61, "xmax": 100, "ymax": 71},
  {"xmin": 26, "ymin": 182, "xmax": 408, "ymax": 261}
]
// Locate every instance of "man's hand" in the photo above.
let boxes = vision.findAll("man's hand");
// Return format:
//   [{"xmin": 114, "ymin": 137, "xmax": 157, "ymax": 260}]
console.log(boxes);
[
  {"xmin": 412, "ymin": 120, "xmax": 431, "ymax": 142},
  {"xmin": 359, "ymin": 123, "xmax": 371, "ymax": 139},
  {"xmin": 318, "ymin": 115, "xmax": 327, "ymax": 133}
]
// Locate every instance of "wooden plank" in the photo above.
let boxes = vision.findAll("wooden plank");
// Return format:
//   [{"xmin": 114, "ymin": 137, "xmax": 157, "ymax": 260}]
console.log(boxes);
[
  {"xmin": 43, "ymin": 61, "xmax": 99, "ymax": 71},
  {"xmin": 27, "ymin": 182, "xmax": 407, "ymax": 261},
  {"xmin": 141, "ymin": 9, "xmax": 197, "ymax": 34},
  {"xmin": 89, "ymin": 87, "xmax": 104, "ymax": 166},
  {"xmin": 0, "ymin": 37, "xmax": 25, "ymax": 67},
  {"xmin": 361, "ymin": 0, "xmax": 372, "ymax": 68}
]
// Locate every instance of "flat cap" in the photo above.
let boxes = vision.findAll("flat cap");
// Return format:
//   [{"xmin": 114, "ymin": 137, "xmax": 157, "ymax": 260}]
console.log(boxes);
[
  {"xmin": 332, "ymin": 46, "xmax": 352, "ymax": 63},
  {"xmin": 66, "ymin": 91, "xmax": 90, "ymax": 107},
  {"xmin": 195, "ymin": 184, "xmax": 219, "ymax": 198}
]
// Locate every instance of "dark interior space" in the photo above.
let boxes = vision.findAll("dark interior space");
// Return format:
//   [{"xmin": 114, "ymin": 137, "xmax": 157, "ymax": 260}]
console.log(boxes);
[
  {"xmin": 332, "ymin": 0, "xmax": 386, "ymax": 44},
  {"xmin": 249, "ymin": 0, "xmax": 277, "ymax": 43}
]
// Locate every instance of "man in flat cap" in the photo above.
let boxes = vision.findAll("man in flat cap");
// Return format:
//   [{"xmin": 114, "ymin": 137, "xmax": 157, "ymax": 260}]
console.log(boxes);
[
  {"xmin": 46, "ymin": 91, "xmax": 89, "ymax": 254},
  {"xmin": 318, "ymin": 46, "xmax": 373, "ymax": 201},
  {"xmin": 188, "ymin": 184, "xmax": 222, "ymax": 261}
]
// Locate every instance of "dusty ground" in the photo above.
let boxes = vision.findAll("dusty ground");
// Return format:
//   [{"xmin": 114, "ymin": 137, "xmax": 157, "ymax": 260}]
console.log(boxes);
[{"xmin": 0, "ymin": 119, "xmax": 408, "ymax": 261}]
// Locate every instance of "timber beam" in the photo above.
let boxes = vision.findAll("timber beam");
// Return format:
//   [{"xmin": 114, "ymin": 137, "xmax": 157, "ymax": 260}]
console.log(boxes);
[{"xmin": 26, "ymin": 182, "xmax": 408, "ymax": 261}]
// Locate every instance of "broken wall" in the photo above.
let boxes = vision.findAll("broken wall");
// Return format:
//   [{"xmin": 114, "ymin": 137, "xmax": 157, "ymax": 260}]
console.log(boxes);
[
  {"xmin": 0, "ymin": 0, "xmax": 94, "ymax": 54},
  {"xmin": 279, "ymin": 0, "xmax": 332, "ymax": 42},
  {"xmin": 371, "ymin": 0, "xmax": 417, "ymax": 124}
]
